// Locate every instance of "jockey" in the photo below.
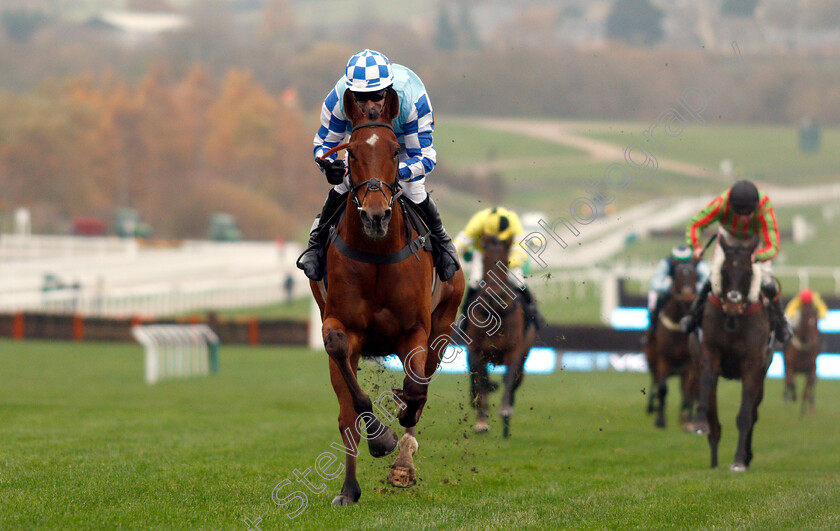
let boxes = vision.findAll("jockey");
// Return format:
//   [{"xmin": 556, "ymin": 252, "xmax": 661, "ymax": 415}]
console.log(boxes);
[
  {"xmin": 297, "ymin": 49, "xmax": 460, "ymax": 282},
  {"xmin": 454, "ymin": 207, "xmax": 545, "ymax": 329},
  {"xmin": 646, "ymin": 245, "xmax": 710, "ymax": 339},
  {"xmin": 784, "ymin": 288, "xmax": 828, "ymax": 328},
  {"xmin": 680, "ymin": 179, "xmax": 792, "ymax": 342}
]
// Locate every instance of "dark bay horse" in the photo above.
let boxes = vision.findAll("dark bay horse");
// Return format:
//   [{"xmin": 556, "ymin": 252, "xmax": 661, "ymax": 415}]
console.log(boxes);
[
  {"xmin": 783, "ymin": 301, "xmax": 821, "ymax": 415},
  {"xmin": 645, "ymin": 259, "xmax": 698, "ymax": 430},
  {"xmin": 693, "ymin": 235, "xmax": 772, "ymax": 472},
  {"xmin": 466, "ymin": 235, "xmax": 535, "ymax": 438},
  {"xmin": 310, "ymin": 88, "xmax": 465, "ymax": 505}
]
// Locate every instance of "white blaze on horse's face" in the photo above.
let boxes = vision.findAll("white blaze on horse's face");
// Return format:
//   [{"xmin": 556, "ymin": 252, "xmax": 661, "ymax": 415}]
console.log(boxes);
[{"xmin": 366, "ymin": 134, "xmax": 379, "ymax": 147}]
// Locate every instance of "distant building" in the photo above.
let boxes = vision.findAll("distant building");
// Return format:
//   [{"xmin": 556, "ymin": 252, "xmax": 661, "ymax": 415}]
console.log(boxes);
[{"xmin": 86, "ymin": 11, "xmax": 188, "ymax": 47}]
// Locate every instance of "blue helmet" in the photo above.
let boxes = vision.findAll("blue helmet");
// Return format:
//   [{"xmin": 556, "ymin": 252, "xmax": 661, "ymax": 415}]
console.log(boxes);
[{"xmin": 345, "ymin": 49, "xmax": 394, "ymax": 92}]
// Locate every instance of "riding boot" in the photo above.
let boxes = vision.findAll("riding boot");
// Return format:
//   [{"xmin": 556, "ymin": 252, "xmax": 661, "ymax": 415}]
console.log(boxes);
[
  {"xmin": 680, "ymin": 279, "xmax": 711, "ymax": 333},
  {"xmin": 520, "ymin": 284, "xmax": 546, "ymax": 330},
  {"xmin": 417, "ymin": 194, "xmax": 460, "ymax": 281},
  {"xmin": 296, "ymin": 189, "xmax": 347, "ymax": 281},
  {"xmin": 762, "ymin": 281, "xmax": 793, "ymax": 343},
  {"xmin": 458, "ymin": 286, "xmax": 480, "ymax": 334}
]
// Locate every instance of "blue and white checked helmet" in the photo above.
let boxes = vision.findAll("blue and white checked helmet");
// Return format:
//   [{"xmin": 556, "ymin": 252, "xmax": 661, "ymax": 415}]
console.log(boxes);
[{"xmin": 345, "ymin": 49, "xmax": 394, "ymax": 92}]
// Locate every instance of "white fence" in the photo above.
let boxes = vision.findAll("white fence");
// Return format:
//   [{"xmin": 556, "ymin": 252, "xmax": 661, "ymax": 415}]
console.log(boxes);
[
  {"xmin": 0, "ymin": 235, "xmax": 306, "ymax": 317},
  {"xmin": 2, "ymin": 235, "xmax": 837, "ymax": 320}
]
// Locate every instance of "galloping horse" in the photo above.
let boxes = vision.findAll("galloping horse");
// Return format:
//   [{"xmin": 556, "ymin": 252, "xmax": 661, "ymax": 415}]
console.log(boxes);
[
  {"xmin": 466, "ymin": 235, "xmax": 535, "ymax": 438},
  {"xmin": 693, "ymin": 235, "xmax": 772, "ymax": 472},
  {"xmin": 310, "ymin": 88, "xmax": 465, "ymax": 505},
  {"xmin": 783, "ymin": 301, "xmax": 821, "ymax": 414},
  {"xmin": 645, "ymin": 259, "xmax": 698, "ymax": 430}
]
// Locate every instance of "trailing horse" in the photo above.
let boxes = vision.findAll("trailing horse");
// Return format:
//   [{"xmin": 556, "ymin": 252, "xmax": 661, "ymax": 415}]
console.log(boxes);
[
  {"xmin": 783, "ymin": 301, "xmax": 822, "ymax": 415},
  {"xmin": 465, "ymin": 234, "xmax": 536, "ymax": 438},
  {"xmin": 693, "ymin": 234, "xmax": 773, "ymax": 472},
  {"xmin": 309, "ymin": 88, "xmax": 465, "ymax": 505},
  {"xmin": 645, "ymin": 259, "xmax": 699, "ymax": 430}
]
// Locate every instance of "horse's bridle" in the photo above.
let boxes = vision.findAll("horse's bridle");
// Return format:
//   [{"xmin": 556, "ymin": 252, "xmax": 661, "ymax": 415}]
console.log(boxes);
[{"xmin": 320, "ymin": 121, "xmax": 403, "ymax": 211}]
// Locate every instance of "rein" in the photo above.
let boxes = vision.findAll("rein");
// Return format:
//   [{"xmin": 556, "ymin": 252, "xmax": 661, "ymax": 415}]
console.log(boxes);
[
  {"xmin": 323, "ymin": 120, "xmax": 430, "ymax": 266},
  {"xmin": 709, "ymin": 293, "xmax": 764, "ymax": 316},
  {"xmin": 659, "ymin": 313, "xmax": 684, "ymax": 332}
]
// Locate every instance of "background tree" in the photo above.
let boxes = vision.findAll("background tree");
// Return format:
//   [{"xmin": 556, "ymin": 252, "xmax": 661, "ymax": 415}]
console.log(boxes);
[{"xmin": 605, "ymin": 0, "xmax": 664, "ymax": 47}]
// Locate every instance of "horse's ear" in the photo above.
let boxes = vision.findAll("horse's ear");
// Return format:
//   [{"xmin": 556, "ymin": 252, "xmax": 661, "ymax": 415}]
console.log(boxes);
[
  {"xmin": 381, "ymin": 87, "xmax": 399, "ymax": 122},
  {"xmin": 343, "ymin": 88, "xmax": 363, "ymax": 125}
]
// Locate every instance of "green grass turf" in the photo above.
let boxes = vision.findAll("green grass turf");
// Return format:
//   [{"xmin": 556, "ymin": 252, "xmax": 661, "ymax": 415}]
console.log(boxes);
[
  {"xmin": 434, "ymin": 121, "xmax": 584, "ymax": 171},
  {"xmin": 580, "ymin": 124, "xmax": 840, "ymax": 185},
  {"xmin": 3, "ymin": 340, "xmax": 840, "ymax": 529}
]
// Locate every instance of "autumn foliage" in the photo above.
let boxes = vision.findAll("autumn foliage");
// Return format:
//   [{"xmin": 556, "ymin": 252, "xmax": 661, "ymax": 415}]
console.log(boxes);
[{"xmin": 0, "ymin": 65, "xmax": 324, "ymax": 239}]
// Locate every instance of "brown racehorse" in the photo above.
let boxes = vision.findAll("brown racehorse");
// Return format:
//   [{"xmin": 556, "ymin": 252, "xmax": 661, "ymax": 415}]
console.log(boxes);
[
  {"xmin": 693, "ymin": 235, "xmax": 772, "ymax": 472},
  {"xmin": 783, "ymin": 301, "xmax": 821, "ymax": 415},
  {"xmin": 466, "ymin": 235, "xmax": 536, "ymax": 438},
  {"xmin": 309, "ymin": 88, "xmax": 465, "ymax": 505},
  {"xmin": 645, "ymin": 259, "xmax": 698, "ymax": 430}
]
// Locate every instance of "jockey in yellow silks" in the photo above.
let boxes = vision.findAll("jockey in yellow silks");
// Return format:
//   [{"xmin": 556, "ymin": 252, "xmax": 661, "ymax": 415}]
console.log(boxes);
[
  {"xmin": 453, "ymin": 207, "xmax": 544, "ymax": 329},
  {"xmin": 785, "ymin": 288, "xmax": 828, "ymax": 328}
]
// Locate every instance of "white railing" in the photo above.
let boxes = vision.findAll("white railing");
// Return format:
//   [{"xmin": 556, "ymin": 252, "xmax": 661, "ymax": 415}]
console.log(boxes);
[
  {"xmin": 0, "ymin": 234, "xmax": 306, "ymax": 317},
  {"xmin": 0, "ymin": 233, "xmax": 138, "ymax": 260}
]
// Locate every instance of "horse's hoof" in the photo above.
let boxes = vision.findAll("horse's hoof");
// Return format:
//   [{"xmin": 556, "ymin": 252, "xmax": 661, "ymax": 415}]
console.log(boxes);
[
  {"xmin": 474, "ymin": 420, "xmax": 490, "ymax": 432},
  {"xmin": 654, "ymin": 417, "xmax": 665, "ymax": 428},
  {"xmin": 729, "ymin": 462, "xmax": 747, "ymax": 473},
  {"xmin": 693, "ymin": 423, "xmax": 709, "ymax": 435},
  {"xmin": 681, "ymin": 422, "xmax": 695, "ymax": 432},
  {"xmin": 332, "ymin": 494, "xmax": 357, "ymax": 506},
  {"xmin": 387, "ymin": 465, "xmax": 416, "ymax": 488},
  {"xmin": 367, "ymin": 427, "xmax": 398, "ymax": 458},
  {"xmin": 498, "ymin": 405, "xmax": 514, "ymax": 418}
]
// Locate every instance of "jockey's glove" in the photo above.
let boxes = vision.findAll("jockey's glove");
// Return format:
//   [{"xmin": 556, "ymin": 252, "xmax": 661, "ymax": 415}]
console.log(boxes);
[{"xmin": 316, "ymin": 158, "xmax": 346, "ymax": 185}]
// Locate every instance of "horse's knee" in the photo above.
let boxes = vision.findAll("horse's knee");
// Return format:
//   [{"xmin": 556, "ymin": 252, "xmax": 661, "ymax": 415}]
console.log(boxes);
[
  {"xmin": 324, "ymin": 328, "xmax": 349, "ymax": 360},
  {"xmin": 402, "ymin": 380, "xmax": 428, "ymax": 404}
]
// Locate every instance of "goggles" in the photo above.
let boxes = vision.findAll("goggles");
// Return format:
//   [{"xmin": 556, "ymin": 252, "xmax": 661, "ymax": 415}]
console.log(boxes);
[{"xmin": 352, "ymin": 88, "xmax": 388, "ymax": 103}]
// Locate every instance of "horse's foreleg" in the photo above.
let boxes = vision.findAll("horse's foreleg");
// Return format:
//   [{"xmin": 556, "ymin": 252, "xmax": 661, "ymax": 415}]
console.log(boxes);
[
  {"xmin": 654, "ymin": 356, "xmax": 669, "ymax": 429},
  {"xmin": 707, "ymin": 382, "xmax": 721, "ymax": 469},
  {"xmin": 396, "ymin": 327, "xmax": 433, "ymax": 429},
  {"xmin": 388, "ymin": 328, "xmax": 432, "ymax": 489},
  {"xmin": 694, "ymin": 345, "xmax": 717, "ymax": 437},
  {"xmin": 468, "ymin": 347, "xmax": 490, "ymax": 431},
  {"xmin": 744, "ymin": 375, "xmax": 764, "ymax": 468},
  {"xmin": 803, "ymin": 365, "xmax": 817, "ymax": 415},
  {"xmin": 783, "ymin": 354, "xmax": 796, "ymax": 402},
  {"xmin": 323, "ymin": 318, "xmax": 397, "ymax": 459},
  {"xmin": 328, "ymin": 358, "xmax": 362, "ymax": 506},
  {"xmin": 732, "ymin": 370, "xmax": 764, "ymax": 471},
  {"xmin": 646, "ymin": 373, "xmax": 656, "ymax": 414},
  {"xmin": 499, "ymin": 347, "xmax": 527, "ymax": 438},
  {"xmin": 679, "ymin": 370, "xmax": 695, "ymax": 432}
]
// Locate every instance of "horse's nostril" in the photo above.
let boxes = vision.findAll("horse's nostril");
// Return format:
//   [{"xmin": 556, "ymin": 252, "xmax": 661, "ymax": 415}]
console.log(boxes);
[{"xmin": 360, "ymin": 210, "xmax": 370, "ymax": 222}]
